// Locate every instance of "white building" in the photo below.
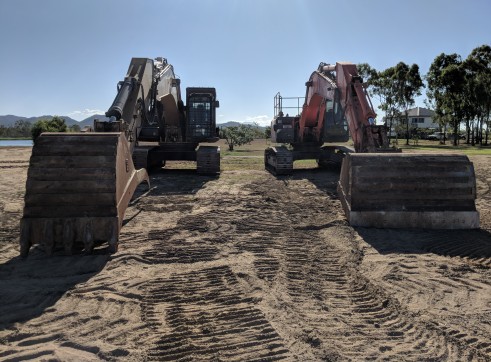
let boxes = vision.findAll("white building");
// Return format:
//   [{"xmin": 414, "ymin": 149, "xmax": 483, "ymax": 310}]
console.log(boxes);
[
  {"xmin": 383, "ymin": 107, "xmax": 439, "ymax": 130},
  {"xmin": 405, "ymin": 107, "xmax": 439, "ymax": 129},
  {"xmin": 383, "ymin": 107, "xmax": 440, "ymax": 130}
]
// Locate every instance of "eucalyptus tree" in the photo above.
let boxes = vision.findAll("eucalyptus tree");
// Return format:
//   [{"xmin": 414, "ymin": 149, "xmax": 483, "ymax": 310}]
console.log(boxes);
[
  {"xmin": 219, "ymin": 123, "xmax": 257, "ymax": 151},
  {"xmin": 356, "ymin": 63, "xmax": 397, "ymax": 130},
  {"xmin": 392, "ymin": 62, "xmax": 424, "ymax": 145},
  {"xmin": 426, "ymin": 53, "xmax": 466, "ymax": 146},
  {"xmin": 464, "ymin": 45, "xmax": 491, "ymax": 145},
  {"xmin": 371, "ymin": 63, "xmax": 423, "ymax": 144},
  {"xmin": 461, "ymin": 61, "xmax": 480, "ymax": 145},
  {"xmin": 356, "ymin": 63, "xmax": 378, "ymax": 90},
  {"xmin": 358, "ymin": 62, "xmax": 423, "ymax": 143},
  {"xmin": 364, "ymin": 66, "xmax": 400, "ymax": 137}
]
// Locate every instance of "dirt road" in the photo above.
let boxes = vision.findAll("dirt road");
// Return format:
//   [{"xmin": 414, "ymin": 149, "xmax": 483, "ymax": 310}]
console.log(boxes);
[{"xmin": 0, "ymin": 147, "xmax": 490, "ymax": 361}]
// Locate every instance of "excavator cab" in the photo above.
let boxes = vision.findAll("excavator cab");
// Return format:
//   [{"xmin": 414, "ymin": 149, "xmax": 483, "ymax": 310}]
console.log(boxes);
[
  {"xmin": 323, "ymin": 97, "xmax": 349, "ymax": 143},
  {"xmin": 186, "ymin": 87, "xmax": 220, "ymax": 143}
]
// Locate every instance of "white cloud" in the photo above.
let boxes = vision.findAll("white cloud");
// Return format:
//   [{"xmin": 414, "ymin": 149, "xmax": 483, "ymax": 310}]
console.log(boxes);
[
  {"xmin": 245, "ymin": 115, "xmax": 270, "ymax": 127},
  {"xmin": 68, "ymin": 108, "xmax": 105, "ymax": 121}
]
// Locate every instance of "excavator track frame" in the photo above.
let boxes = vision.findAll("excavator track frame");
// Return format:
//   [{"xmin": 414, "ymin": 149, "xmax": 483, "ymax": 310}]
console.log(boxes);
[
  {"xmin": 264, "ymin": 146, "xmax": 293, "ymax": 175},
  {"xmin": 264, "ymin": 144, "xmax": 352, "ymax": 175}
]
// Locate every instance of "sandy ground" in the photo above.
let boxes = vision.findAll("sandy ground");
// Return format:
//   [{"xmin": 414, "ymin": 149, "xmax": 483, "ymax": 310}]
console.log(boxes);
[{"xmin": 0, "ymin": 146, "xmax": 490, "ymax": 361}]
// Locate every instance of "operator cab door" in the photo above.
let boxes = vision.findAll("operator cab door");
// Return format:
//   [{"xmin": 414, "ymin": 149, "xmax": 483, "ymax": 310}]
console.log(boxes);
[
  {"xmin": 324, "ymin": 91, "xmax": 349, "ymax": 143},
  {"xmin": 186, "ymin": 87, "xmax": 219, "ymax": 142}
]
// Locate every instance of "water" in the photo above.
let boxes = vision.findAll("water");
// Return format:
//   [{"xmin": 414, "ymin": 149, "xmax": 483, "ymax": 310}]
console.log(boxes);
[{"xmin": 0, "ymin": 140, "xmax": 33, "ymax": 147}]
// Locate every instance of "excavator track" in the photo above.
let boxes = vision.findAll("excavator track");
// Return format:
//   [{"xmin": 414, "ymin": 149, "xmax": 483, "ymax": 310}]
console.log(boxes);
[
  {"xmin": 337, "ymin": 153, "xmax": 479, "ymax": 229},
  {"xmin": 20, "ymin": 133, "xmax": 149, "ymax": 256},
  {"xmin": 132, "ymin": 147, "xmax": 151, "ymax": 170},
  {"xmin": 317, "ymin": 146, "xmax": 350, "ymax": 168},
  {"xmin": 264, "ymin": 146, "xmax": 293, "ymax": 175},
  {"xmin": 196, "ymin": 146, "xmax": 220, "ymax": 174}
]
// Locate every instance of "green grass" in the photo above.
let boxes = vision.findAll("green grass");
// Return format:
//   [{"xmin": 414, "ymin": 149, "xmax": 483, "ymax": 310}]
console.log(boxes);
[
  {"xmin": 221, "ymin": 149, "xmax": 263, "ymax": 157},
  {"xmin": 221, "ymin": 157, "xmax": 263, "ymax": 171},
  {"xmin": 396, "ymin": 140, "xmax": 491, "ymax": 156},
  {"xmin": 187, "ymin": 138, "xmax": 491, "ymax": 172},
  {"xmin": 213, "ymin": 139, "xmax": 271, "ymax": 157},
  {"xmin": 0, "ymin": 137, "xmax": 31, "ymax": 140}
]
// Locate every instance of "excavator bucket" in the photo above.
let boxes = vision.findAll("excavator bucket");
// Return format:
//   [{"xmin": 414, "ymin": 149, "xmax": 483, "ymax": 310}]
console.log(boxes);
[
  {"xmin": 337, "ymin": 153, "xmax": 479, "ymax": 229},
  {"xmin": 20, "ymin": 133, "xmax": 149, "ymax": 257}
]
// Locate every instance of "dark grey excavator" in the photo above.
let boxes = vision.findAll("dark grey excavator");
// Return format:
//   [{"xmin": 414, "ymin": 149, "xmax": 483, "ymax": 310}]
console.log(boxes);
[{"xmin": 20, "ymin": 57, "xmax": 220, "ymax": 256}]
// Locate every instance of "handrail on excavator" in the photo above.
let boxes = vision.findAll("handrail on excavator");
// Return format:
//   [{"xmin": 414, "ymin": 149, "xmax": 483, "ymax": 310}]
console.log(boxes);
[{"xmin": 273, "ymin": 92, "xmax": 304, "ymax": 118}]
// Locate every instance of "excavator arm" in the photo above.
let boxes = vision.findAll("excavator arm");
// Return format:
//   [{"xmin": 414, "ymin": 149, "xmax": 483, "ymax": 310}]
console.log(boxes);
[
  {"xmin": 297, "ymin": 65, "xmax": 337, "ymax": 144},
  {"xmin": 333, "ymin": 62, "xmax": 391, "ymax": 153},
  {"xmin": 101, "ymin": 57, "xmax": 182, "ymax": 149}
]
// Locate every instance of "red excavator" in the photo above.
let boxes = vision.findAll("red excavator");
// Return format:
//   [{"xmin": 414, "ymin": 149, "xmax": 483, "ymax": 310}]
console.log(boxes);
[{"xmin": 265, "ymin": 62, "xmax": 479, "ymax": 229}]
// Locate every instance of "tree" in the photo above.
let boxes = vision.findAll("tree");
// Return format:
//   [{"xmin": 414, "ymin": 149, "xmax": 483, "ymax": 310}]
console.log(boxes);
[
  {"xmin": 0, "ymin": 120, "xmax": 32, "ymax": 138},
  {"xmin": 370, "ymin": 62, "xmax": 423, "ymax": 144},
  {"xmin": 69, "ymin": 124, "xmax": 81, "ymax": 132},
  {"xmin": 464, "ymin": 45, "xmax": 491, "ymax": 145},
  {"xmin": 31, "ymin": 116, "xmax": 67, "ymax": 141},
  {"xmin": 0, "ymin": 125, "xmax": 7, "ymax": 138},
  {"xmin": 356, "ymin": 63, "xmax": 378, "ymax": 93},
  {"xmin": 371, "ymin": 66, "xmax": 400, "ymax": 136},
  {"xmin": 14, "ymin": 120, "xmax": 32, "ymax": 138},
  {"xmin": 426, "ymin": 53, "xmax": 466, "ymax": 146},
  {"xmin": 393, "ymin": 62, "xmax": 424, "ymax": 145},
  {"xmin": 220, "ymin": 124, "xmax": 256, "ymax": 151}
]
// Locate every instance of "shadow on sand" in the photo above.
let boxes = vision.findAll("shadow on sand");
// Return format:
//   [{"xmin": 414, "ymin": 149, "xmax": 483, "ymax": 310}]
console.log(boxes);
[
  {"xmin": 355, "ymin": 226, "xmax": 491, "ymax": 261},
  {"xmin": 272, "ymin": 166, "xmax": 491, "ymax": 263},
  {"xmin": 0, "ymin": 249, "xmax": 110, "ymax": 329},
  {"xmin": 133, "ymin": 168, "xmax": 219, "ymax": 197},
  {"xmin": 0, "ymin": 168, "xmax": 218, "ymax": 330},
  {"xmin": 282, "ymin": 166, "xmax": 341, "ymax": 196}
]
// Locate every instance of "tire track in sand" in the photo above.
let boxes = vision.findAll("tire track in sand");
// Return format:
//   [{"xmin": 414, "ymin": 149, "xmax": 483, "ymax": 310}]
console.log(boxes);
[
  {"xmin": 142, "ymin": 266, "xmax": 290, "ymax": 361},
  {"xmin": 241, "ymin": 173, "xmax": 489, "ymax": 361},
  {"xmin": 358, "ymin": 227, "xmax": 491, "ymax": 360}
]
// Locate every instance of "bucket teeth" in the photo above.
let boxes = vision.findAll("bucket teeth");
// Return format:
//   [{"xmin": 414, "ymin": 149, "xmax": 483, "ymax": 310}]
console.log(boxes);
[
  {"xmin": 43, "ymin": 220, "xmax": 54, "ymax": 256},
  {"xmin": 108, "ymin": 222, "xmax": 119, "ymax": 254},
  {"xmin": 83, "ymin": 221, "xmax": 94, "ymax": 254},
  {"xmin": 62, "ymin": 220, "xmax": 74, "ymax": 255},
  {"xmin": 19, "ymin": 220, "xmax": 31, "ymax": 258}
]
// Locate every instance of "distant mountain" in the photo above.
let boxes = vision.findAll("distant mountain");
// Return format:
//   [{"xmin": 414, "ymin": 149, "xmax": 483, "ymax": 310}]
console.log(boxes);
[
  {"xmin": 217, "ymin": 121, "xmax": 266, "ymax": 130},
  {"xmin": 78, "ymin": 115, "xmax": 111, "ymax": 127},
  {"xmin": 1, "ymin": 114, "xmax": 264, "ymax": 130},
  {"xmin": 0, "ymin": 114, "xmax": 109, "ymax": 128},
  {"xmin": 217, "ymin": 121, "xmax": 242, "ymax": 128},
  {"xmin": 0, "ymin": 115, "xmax": 77, "ymax": 127}
]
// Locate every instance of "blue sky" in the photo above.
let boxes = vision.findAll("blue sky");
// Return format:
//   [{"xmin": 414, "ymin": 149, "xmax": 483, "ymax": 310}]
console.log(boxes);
[{"xmin": 0, "ymin": 0, "xmax": 489, "ymax": 125}]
